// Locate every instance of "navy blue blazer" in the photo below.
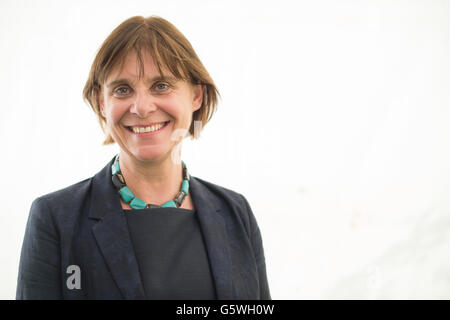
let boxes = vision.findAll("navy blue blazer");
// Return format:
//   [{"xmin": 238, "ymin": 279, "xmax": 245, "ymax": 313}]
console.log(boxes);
[{"xmin": 16, "ymin": 156, "xmax": 271, "ymax": 300}]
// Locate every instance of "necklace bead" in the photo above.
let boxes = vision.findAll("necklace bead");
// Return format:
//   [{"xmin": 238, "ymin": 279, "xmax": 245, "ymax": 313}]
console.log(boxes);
[{"xmin": 111, "ymin": 154, "xmax": 190, "ymax": 209}]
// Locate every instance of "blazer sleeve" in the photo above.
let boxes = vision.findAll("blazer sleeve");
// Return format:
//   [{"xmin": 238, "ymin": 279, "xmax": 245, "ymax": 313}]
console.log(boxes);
[
  {"xmin": 16, "ymin": 197, "xmax": 62, "ymax": 299},
  {"xmin": 241, "ymin": 195, "xmax": 271, "ymax": 300}
]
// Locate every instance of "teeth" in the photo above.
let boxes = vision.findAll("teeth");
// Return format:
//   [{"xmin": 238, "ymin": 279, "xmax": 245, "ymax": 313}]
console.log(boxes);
[{"xmin": 131, "ymin": 122, "xmax": 165, "ymax": 133}]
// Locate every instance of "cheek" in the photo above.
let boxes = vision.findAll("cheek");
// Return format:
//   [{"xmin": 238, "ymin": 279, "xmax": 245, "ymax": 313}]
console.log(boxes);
[
  {"xmin": 164, "ymin": 97, "xmax": 193, "ymax": 121},
  {"xmin": 106, "ymin": 100, "xmax": 129, "ymax": 123}
]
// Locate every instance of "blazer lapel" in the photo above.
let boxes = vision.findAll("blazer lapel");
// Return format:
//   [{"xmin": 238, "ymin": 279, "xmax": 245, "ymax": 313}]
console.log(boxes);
[
  {"xmin": 88, "ymin": 157, "xmax": 146, "ymax": 300},
  {"xmin": 189, "ymin": 177, "xmax": 233, "ymax": 300}
]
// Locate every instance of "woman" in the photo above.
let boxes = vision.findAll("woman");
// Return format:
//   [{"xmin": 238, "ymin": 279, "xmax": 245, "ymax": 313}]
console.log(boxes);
[{"xmin": 16, "ymin": 15, "xmax": 270, "ymax": 300}]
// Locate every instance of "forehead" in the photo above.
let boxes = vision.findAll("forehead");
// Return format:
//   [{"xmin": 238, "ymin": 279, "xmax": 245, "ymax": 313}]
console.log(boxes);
[{"xmin": 107, "ymin": 50, "xmax": 168, "ymax": 81}]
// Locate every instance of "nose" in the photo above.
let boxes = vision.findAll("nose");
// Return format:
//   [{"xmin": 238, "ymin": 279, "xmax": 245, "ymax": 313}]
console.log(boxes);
[{"xmin": 129, "ymin": 90, "xmax": 158, "ymax": 118}]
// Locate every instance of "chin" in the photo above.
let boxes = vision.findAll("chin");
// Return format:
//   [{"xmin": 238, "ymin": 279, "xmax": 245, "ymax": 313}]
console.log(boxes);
[{"xmin": 130, "ymin": 146, "xmax": 173, "ymax": 162}]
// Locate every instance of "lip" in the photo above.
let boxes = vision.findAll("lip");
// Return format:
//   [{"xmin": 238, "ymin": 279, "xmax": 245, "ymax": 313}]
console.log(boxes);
[
  {"xmin": 127, "ymin": 121, "xmax": 169, "ymax": 128},
  {"xmin": 126, "ymin": 121, "xmax": 170, "ymax": 137}
]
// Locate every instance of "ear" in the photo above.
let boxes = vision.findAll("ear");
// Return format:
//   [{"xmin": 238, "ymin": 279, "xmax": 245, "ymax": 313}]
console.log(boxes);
[
  {"xmin": 97, "ymin": 88, "xmax": 106, "ymax": 118},
  {"xmin": 192, "ymin": 84, "xmax": 204, "ymax": 112}
]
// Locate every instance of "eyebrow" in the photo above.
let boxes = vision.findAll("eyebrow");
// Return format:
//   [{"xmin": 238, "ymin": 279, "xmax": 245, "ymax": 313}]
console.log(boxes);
[{"xmin": 106, "ymin": 76, "xmax": 178, "ymax": 88}]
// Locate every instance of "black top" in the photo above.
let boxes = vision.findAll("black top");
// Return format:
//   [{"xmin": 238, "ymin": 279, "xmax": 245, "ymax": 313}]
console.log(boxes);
[{"xmin": 124, "ymin": 207, "xmax": 217, "ymax": 300}]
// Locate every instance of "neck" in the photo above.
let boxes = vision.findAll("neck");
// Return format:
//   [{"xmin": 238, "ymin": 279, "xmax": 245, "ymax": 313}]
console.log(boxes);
[{"xmin": 118, "ymin": 151, "xmax": 183, "ymax": 206}]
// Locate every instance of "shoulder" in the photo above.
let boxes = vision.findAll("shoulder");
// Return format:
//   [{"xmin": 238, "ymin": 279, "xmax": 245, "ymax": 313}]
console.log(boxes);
[
  {"xmin": 190, "ymin": 175, "xmax": 250, "ymax": 209},
  {"xmin": 191, "ymin": 175, "xmax": 244, "ymax": 199},
  {"xmin": 35, "ymin": 177, "xmax": 92, "ymax": 207},
  {"xmin": 190, "ymin": 175, "xmax": 255, "ymax": 233},
  {"xmin": 29, "ymin": 177, "xmax": 93, "ymax": 224}
]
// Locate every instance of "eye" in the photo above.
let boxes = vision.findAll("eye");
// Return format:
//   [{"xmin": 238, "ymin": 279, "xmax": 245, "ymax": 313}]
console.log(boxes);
[
  {"xmin": 154, "ymin": 82, "xmax": 170, "ymax": 92},
  {"xmin": 113, "ymin": 86, "xmax": 131, "ymax": 96}
]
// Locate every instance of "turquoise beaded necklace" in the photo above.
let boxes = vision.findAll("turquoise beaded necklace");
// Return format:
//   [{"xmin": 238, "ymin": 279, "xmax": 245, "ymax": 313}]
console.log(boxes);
[{"xmin": 111, "ymin": 154, "xmax": 190, "ymax": 210}]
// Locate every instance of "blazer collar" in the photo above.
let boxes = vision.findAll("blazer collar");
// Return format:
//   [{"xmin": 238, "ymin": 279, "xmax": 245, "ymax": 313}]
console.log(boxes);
[{"xmin": 88, "ymin": 156, "xmax": 233, "ymax": 299}]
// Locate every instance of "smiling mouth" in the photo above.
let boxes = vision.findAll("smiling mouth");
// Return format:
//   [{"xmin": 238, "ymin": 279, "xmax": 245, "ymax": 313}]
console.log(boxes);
[{"xmin": 126, "ymin": 121, "xmax": 170, "ymax": 134}]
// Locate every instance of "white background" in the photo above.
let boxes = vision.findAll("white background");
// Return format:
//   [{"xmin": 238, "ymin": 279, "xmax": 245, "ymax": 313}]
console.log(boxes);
[{"xmin": 1, "ymin": 0, "xmax": 450, "ymax": 299}]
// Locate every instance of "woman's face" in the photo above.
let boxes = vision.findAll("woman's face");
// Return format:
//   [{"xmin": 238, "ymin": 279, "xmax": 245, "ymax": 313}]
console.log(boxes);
[{"xmin": 99, "ymin": 50, "xmax": 203, "ymax": 162}]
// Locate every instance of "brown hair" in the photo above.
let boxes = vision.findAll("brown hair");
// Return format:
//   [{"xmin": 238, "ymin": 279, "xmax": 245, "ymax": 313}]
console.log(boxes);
[{"xmin": 83, "ymin": 16, "xmax": 220, "ymax": 145}]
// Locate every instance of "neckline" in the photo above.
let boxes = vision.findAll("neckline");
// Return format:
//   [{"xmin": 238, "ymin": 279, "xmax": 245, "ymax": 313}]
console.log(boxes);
[{"xmin": 123, "ymin": 207, "xmax": 196, "ymax": 214}]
